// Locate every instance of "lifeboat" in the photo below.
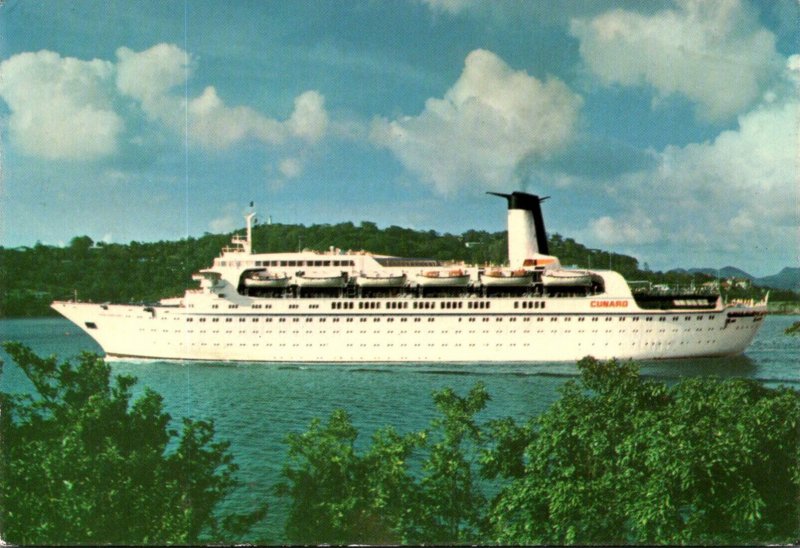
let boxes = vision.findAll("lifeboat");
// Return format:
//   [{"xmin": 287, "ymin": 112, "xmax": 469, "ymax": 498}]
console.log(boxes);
[
  {"xmin": 480, "ymin": 268, "xmax": 533, "ymax": 287},
  {"xmin": 416, "ymin": 269, "xmax": 470, "ymax": 287},
  {"xmin": 541, "ymin": 269, "xmax": 592, "ymax": 287},
  {"xmin": 243, "ymin": 270, "xmax": 290, "ymax": 288},
  {"xmin": 356, "ymin": 272, "xmax": 407, "ymax": 288},
  {"xmin": 294, "ymin": 271, "xmax": 347, "ymax": 288}
]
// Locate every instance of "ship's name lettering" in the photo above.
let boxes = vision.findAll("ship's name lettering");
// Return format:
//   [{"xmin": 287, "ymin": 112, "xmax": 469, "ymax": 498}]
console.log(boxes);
[{"xmin": 590, "ymin": 300, "xmax": 629, "ymax": 308}]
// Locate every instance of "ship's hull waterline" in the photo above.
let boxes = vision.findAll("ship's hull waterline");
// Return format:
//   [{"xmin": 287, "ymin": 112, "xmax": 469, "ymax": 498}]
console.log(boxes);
[{"xmin": 52, "ymin": 191, "xmax": 768, "ymax": 364}]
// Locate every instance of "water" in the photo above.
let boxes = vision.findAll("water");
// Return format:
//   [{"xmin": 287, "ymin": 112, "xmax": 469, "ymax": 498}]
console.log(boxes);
[{"xmin": 2, "ymin": 315, "xmax": 798, "ymax": 541}]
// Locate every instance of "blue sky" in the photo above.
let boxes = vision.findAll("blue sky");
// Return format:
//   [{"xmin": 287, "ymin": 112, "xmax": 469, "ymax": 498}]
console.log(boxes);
[{"xmin": 0, "ymin": 0, "xmax": 797, "ymax": 276}]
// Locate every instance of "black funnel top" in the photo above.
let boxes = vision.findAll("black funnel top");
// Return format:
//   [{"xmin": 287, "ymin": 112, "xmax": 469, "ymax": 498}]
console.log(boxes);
[{"xmin": 488, "ymin": 191, "xmax": 550, "ymax": 255}]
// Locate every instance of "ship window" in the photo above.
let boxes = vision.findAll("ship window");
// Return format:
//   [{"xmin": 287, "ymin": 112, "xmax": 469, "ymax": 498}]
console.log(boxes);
[
  {"xmin": 85, "ymin": 321, "xmax": 97, "ymax": 329},
  {"xmin": 199, "ymin": 318, "xmax": 206, "ymax": 322},
  {"xmin": 252, "ymin": 318, "xmax": 259, "ymax": 322},
  {"xmin": 514, "ymin": 302, "xmax": 519, "ymax": 309}
]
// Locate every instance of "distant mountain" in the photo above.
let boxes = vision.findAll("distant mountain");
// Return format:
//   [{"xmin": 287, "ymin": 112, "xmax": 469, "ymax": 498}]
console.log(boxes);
[
  {"xmin": 754, "ymin": 267, "xmax": 800, "ymax": 291},
  {"xmin": 687, "ymin": 266, "xmax": 754, "ymax": 279},
  {"xmin": 670, "ymin": 266, "xmax": 799, "ymax": 291}
]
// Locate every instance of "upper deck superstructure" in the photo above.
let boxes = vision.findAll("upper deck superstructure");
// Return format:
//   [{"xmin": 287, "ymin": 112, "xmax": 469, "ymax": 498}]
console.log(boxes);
[{"xmin": 52, "ymin": 192, "xmax": 768, "ymax": 363}]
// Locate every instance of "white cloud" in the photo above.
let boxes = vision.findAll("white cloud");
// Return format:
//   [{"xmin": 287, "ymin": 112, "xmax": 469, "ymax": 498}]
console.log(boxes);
[
  {"xmin": 583, "ymin": 57, "xmax": 799, "ymax": 272},
  {"xmin": 0, "ymin": 50, "xmax": 123, "ymax": 160},
  {"xmin": 419, "ymin": 0, "xmax": 474, "ymax": 15},
  {"xmin": 116, "ymin": 43, "xmax": 188, "ymax": 130},
  {"xmin": 209, "ymin": 203, "xmax": 240, "ymax": 234},
  {"xmin": 570, "ymin": 0, "xmax": 782, "ymax": 121},
  {"xmin": 590, "ymin": 214, "xmax": 662, "ymax": 246},
  {"xmin": 278, "ymin": 157, "xmax": 303, "ymax": 179},
  {"xmin": 287, "ymin": 91, "xmax": 328, "ymax": 143},
  {"xmin": 372, "ymin": 49, "xmax": 582, "ymax": 194},
  {"xmin": 188, "ymin": 86, "xmax": 285, "ymax": 148},
  {"xmin": 116, "ymin": 44, "xmax": 329, "ymax": 150},
  {"xmin": 0, "ymin": 43, "xmax": 330, "ymax": 162}
]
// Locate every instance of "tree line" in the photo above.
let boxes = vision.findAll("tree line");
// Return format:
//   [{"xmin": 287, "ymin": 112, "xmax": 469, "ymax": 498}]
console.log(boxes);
[
  {"xmin": 2, "ymin": 221, "xmax": 784, "ymax": 317},
  {"xmin": 2, "ymin": 343, "xmax": 798, "ymax": 545}
]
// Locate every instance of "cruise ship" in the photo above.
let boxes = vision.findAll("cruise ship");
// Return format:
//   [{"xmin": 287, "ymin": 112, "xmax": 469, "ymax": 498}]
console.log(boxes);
[{"xmin": 52, "ymin": 192, "xmax": 767, "ymax": 363}]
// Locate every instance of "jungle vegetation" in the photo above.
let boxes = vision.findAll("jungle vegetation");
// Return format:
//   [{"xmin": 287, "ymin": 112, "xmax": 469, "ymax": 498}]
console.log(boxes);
[
  {"xmin": 2, "ymin": 345, "xmax": 797, "ymax": 545},
  {"xmin": 1, "ymin": 221, "xmax": 788, "ymax": 317}
]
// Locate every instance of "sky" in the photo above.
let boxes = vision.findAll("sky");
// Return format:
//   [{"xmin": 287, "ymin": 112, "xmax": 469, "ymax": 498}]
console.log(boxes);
[{"xmin": 0, "ymin": 0, "xmax": 797, "ymax": 277}]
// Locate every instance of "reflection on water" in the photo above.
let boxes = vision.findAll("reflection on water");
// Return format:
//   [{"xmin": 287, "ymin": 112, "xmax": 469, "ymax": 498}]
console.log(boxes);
[{"xmin": 639, "ymin": 354, "xmax": 759, "ymax": 381}]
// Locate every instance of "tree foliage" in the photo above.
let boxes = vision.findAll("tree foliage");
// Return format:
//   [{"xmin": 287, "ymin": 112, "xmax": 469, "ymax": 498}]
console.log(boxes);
[
  {"xmin": 277, "ymin": 384, "xmax": 491, "ymax": 544},
  {"xmin": 5, "ymin": 219, "xmax": 772, "ymax": 318},
  {"xmin": 0, "ymin": 343, "xmax": 267, "ymax": 544},
  {"xmin": 278, "ymin": 359, "xmax": 800, "ymax": 545}
]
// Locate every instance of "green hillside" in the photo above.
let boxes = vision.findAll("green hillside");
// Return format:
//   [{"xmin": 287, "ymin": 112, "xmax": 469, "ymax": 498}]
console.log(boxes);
[{"xmin": 0, "ymin": 221, "xmax": 786, "ymax": 318}]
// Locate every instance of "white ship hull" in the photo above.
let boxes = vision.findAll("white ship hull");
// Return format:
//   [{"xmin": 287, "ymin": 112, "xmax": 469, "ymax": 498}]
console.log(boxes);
[{"xmin": 52, "ymin": 297, "xmax": 766, "ymax": 363}]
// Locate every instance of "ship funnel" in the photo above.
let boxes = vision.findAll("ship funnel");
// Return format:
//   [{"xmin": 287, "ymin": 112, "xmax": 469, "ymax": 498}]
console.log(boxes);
[{"xmin": 488, "ymin": 191, "xmax": 550, "ymax": 268}]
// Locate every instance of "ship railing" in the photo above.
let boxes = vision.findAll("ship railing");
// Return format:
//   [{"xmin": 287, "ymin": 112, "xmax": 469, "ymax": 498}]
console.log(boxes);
[{"xmin": 631, "ymin": 282, "xmax": 719, "ymax": 296}]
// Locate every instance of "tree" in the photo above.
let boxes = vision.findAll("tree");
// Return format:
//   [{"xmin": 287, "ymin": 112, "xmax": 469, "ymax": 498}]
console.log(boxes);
[
  {"xmin": 0, "ymin": 343, "xmax": 267, "ymax": 545},
  {"xmin": 483, "ymin": 357, "xmax": 800, "ymax": 545},
  {"xmin": 278, "ymin": 384, "xmax": 491, "ymax": 544},
  {"xmin": 278, "ymin": 359, "xmax": 799, "ymax": 545}
]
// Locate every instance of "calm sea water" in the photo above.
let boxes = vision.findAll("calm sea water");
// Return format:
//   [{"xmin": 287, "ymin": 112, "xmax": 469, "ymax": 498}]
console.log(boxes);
[{"xmin": 1, "ymin": 316, "xmax": 798, "ymax": 541}]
